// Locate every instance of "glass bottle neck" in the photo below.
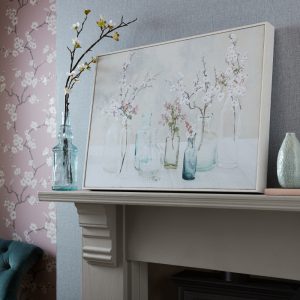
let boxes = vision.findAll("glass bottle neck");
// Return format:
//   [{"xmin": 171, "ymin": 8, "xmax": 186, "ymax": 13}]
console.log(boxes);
[
  {"xmin": 58, "ymin": 112, "xmax": 73, "ymax": 141},
  {"xmin": 187, "ymin": 136, "xmax": 195, "ymax": 148}
]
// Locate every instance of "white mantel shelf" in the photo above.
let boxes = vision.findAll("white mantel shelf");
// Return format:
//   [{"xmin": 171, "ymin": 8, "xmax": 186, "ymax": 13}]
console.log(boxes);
[{"xmin": 39, "ymin": 190, "xmax": 300, "ymax": 212}]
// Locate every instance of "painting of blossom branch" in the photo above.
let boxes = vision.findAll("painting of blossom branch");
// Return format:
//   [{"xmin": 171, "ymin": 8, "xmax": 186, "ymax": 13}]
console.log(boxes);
[
  {"xmin": 85, "ymin": 23, "xmax": 273, "ymax": 192},
  {"xmin": 0, "ymin": 0, "xmax": 56, "ymax": 298}
]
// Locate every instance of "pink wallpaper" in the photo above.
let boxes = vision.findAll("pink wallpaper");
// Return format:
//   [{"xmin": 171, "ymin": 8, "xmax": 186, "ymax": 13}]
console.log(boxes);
[{"xmin": 0, "ymin": 0, "xmax": 56, "ymax": 298}]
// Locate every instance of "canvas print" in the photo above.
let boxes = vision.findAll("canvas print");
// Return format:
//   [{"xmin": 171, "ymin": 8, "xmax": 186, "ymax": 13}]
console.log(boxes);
[{"xmin": 84, "ymin": 22, "xmax": 274, "ymax": 192}]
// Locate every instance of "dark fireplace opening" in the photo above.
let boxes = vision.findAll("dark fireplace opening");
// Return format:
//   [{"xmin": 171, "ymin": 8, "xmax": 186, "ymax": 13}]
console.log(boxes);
[{"xmin": 148, "ymin": 263, "xmax": 300, "ymax": 300}]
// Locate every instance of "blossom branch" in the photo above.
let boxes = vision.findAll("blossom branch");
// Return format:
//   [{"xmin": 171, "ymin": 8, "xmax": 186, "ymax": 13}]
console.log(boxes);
[{"xmin": 63, "ymin": 10, "xmax": 137, "ymax": 125}]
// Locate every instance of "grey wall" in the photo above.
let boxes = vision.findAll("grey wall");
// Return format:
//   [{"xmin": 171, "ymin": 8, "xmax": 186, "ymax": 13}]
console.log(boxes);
[{"xmin": 56, "ymin": 0, "xmax": 300, "ymax": 298}]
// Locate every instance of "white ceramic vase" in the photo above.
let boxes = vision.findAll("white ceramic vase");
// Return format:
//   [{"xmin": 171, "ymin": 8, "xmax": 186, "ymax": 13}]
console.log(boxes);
[{"xmin": 277, "ymin": 132, "xmax": 300, "ymax": 188}]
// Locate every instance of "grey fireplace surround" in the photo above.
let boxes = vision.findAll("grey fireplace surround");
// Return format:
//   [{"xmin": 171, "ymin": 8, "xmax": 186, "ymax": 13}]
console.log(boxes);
[{"xmin": 39, "ymin": 191, "xmax": 300, "ymax": 300}]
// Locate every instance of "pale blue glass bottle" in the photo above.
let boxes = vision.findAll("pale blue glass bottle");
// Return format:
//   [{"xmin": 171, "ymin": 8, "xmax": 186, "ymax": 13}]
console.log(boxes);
[
  {"xmin": 52, "ymin": 113, "xmax": 78, "ymax": 190},
  {"xmin": 182, "ymin": 135, "xmax": 197, "ymax": 180}
]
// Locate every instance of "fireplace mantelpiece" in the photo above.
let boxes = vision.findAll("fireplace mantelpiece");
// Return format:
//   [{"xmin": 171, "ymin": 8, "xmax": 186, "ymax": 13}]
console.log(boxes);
[{"xmin": 39, "ymin": 191, "xmax": 300, "ymax": 300}]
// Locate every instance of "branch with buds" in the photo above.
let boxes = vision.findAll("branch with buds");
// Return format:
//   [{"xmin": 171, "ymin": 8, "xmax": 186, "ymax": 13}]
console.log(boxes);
[{"xmin": 64, "ymin": 9, "xmax": 137, "ymax": 126}]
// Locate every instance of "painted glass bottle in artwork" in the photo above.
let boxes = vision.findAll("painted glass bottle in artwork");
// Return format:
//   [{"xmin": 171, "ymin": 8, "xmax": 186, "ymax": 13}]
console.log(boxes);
[
  {"xmin": 182, "ymin": 134, "xmax": 197, "ymax": 180},
  {"xmin": 218, "ymin": 97, "xmax": 241, "ymax": 168},
  {"xmin": 138, "ymin": 129, "xmax": 162, "ymax": 180},
  {"xmin": 164, "ymin": 131, "xmax": 180, "ymax": 169},
  {"xmin": 102, "ymin": 119, "xmax": 123, "ymax": 174},
  {"xmin": 134, "ymin": 113, "xmax": 152, "ymax": 171},
  {"xmin": 196, "ymin": 115, "xmax": 217, "ymax": 171}
]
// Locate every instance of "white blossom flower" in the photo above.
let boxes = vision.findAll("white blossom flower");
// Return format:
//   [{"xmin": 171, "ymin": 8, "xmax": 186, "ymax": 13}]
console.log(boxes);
[
  {"xmin": 108, "ymin": 20, "xmax": 116, "ymax": 28},
  {"xmin": 47, "ymin": 53, "xmax": 55, "ymax": 63},
  {"xmin": 10, "ymin": 112, "xmax": 17, "ymax": 122},
  {"xmin": 43, "ymin": 45, "xmax": 50, "ymax": 54},
  {"xmin": 72, "ymin": 22, "xmax": 80, "ymax": 30},
  {"xmin": 12, "ymin": 50, "xmax": 19, "ymax": 57},
  {"xmin": 41, "ymin": 179, "xmax": 48, "ymax": 188},
  {"xmin": 21, "ymin": 72, "xmax": 37, "ymax": 88},
  {"xmin": 24, "ymin": 230, "xmax": 31, "ymax": 242},
  {"xmin": 5, "ymin": 8, "xmax": 15, "ymax": 18},
  {"xmin": 30, "ymin": 121, "xmax": 38, "ymax": 130},
  {"xmin": 78, "ymin": 63, "xmax": 86, "ymax": 72},
  {"xmin": 45, "ymin": 221, "xmax": 56, "ymax": 244},
  {"xmin": 28, "ymin": 41, "xmax": 36, "ymax": 49},
  {"xmin": 10, "ymin": 211, "xmax": 16, "ymax": 220},
  {"xmin": 28, "ymin": 195, "xmax": 38, "ymax": 205},
  {"xmin": 13, "ymin": 134, "xmax": 23, "ymax": 150},
  {"xmin": 7, "ymin": 202, "xmax": 15, "ymax": 213},
  {"xmin": 45, "ymin": 117, "xmax": 56, "ymax": 137},
  {"xmin": 67, "ymin": 70, "xmax": 76, "ymax": 77},
  {"xmin": 46, "ymin": 157, "xmax": 52, "ymax": 166},
  {"xmin": 30, "ymin": 0, "xmax": 38, "ymax": 5},
  {"xmin": 29, "ymin": 223, "xmax": 37, "ymax": 232},
  {"xmin": 20, "ymin": 171, "xmax": 34, "ymax": 187},
  {"xmin": 30, "ymin": 179, "xmax": 37, "ymax": 188},
  {"xmin": 0, "ymin": 75, "xmax": 6, "ymax": 93},
  {"xmin": 64, "ymin": 87, "xmax": 71, "ymax": 95},
  {"xmin": 14, "ymin": 37, "xmax": 24, "ymax": 51},
  {"xmin": 48, "ymin": 202, "xmax": 55, "ymax": 210},
  {"xmin": 43, "ymin": 148, "xmax": 49, "ymax": 156},
  {"xmin": 31, "ymin": 22, "xmax": 38, "ymax": 30},
  {"xmin": 14, "ymin": 168, "xmax": 21, "ymax": 175},
  {"xmin": 216, "ymin": 34, "xmax": 248, "ymax": 109},
  {"xmin": 28, "ymin": 140, "xmax": 36, "ymax": 150},
  {"xmin": 5, "ymin": 219, "xmax": 11, "ymax": 228},
  {"xmin": 49, "ymin": 211, "xmax": 56, "ymax": 220},
  {"xmin": 25, "ymin": 31, "xmax": 32, "ymax": 42},
  {"xmin": 72, "ymin": 37, "xmax": 81, "ymax": 48},
  {"xmin": 6, "ymin": 26, "xmax": 12, "ymax": 35},
  {"xmin": 15, "ymin": 70, "xmax": 21, "ymax": 78},
  {"xmin": 11, "ymin": 17, "xmax": 18, "ymax": 26},
  {"xmin": 41, "ymin": 76, "xmax": 49, "ymax": 85},
  {"xmin": 50, "ymin": 4, "xmax": 56, "ymax": 12},
  {"xmin": 12, "ymin": 233, "xmax": 22, "ymax": 241},
  {"xmin": 29, "ymin": 94, "xmax": 39, "ymax": 104},
  {"xmin": 49, "ymin": 106, "xmax": 56, "ymax": 114},
  {"xmin": 46, "ymin": 14, "xmax": 56, "ymax": 35},
  {"xmin": 229, "ymin": 33, "xmax": 237, "ymax": 42},
  {"xmin": 49, "ymin": 97, "xmax": 55, "ymax": 105},
  {"xmin": 11, "ymin": 146, "xmax": 17, "ymax": 154}
]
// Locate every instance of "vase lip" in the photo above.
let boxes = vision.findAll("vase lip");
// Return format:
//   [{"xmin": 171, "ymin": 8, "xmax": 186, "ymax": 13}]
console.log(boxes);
[{"xmin": 286, "ymin": 132, "xmax": 296, "ymax": 135}]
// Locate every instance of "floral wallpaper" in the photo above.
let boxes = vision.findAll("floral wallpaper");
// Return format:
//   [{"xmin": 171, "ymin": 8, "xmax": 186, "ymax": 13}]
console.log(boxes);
[{"xmin": 0, "ymin": 0, "xmax": 56, "ymax": 298}]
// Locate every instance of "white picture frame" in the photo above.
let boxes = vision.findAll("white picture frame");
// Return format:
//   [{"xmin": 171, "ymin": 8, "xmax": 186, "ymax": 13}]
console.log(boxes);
[{"xmin": 83, "ymin": 22, "xmax": 274, "ymax": 193}]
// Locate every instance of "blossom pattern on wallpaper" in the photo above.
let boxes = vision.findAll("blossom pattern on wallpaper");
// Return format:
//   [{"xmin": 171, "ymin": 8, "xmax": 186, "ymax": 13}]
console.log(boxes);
[{"xmin": 0, "ymin": 0, "xmax": 56, "ymax": 297}]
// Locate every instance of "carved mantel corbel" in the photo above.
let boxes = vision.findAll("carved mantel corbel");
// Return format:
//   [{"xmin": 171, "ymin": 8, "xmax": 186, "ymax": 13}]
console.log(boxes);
[{"xmin": 75, "ymin": 203, "xmax": 117, "ymax": 267}]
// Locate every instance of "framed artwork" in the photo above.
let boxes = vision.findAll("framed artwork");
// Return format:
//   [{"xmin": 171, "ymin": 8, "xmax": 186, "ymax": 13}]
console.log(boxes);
[{"xmin": 83, "ymin": 22, "xmax": 274, "ymax": 192}]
